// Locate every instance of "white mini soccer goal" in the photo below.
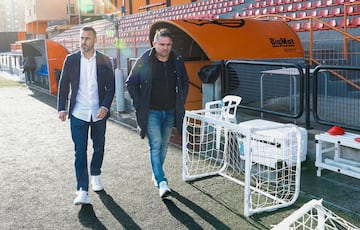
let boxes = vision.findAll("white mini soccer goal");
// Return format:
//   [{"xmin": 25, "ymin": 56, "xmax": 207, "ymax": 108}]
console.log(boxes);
[
  {"xmin": 182, "ymin": 108, "xmax": 302, "ymax": 217},
  {"xmin": 272, "ymin": 199, "xmax": 360, "ymax": 229}
]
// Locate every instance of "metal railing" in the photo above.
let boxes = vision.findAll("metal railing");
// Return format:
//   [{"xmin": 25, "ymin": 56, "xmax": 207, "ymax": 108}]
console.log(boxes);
[
  {"xmin": 224, "ymin": 60, "xmax": 305, "ymax": 119},
  {"xmin": 312, "ymin": 65, "xmax": 360, "ymax": 130}
]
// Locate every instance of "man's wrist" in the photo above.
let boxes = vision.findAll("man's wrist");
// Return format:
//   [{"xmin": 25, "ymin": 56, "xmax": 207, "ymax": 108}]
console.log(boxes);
[{"xmin": 100, "ymin": 106, "xmax": 108, "ymax": 112}]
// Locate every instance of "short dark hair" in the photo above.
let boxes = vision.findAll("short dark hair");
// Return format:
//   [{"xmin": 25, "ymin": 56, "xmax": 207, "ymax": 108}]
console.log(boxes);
[
  {"xmin": 81, "ymin": 26, "xmax": 97, "ymax": 37},
  {"xmin": 153, "ymin": 28, "xmax": 172, "ymax": 42}
]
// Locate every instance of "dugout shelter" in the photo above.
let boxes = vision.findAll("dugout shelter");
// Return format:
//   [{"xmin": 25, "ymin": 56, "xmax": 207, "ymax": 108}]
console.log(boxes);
[
  {"xmin": 149, "ymin": 18, "xmax": 305, "ymax": 110},
  {"xmin": 21, "ymin": 39, "xmax": 69, "ymax": 95}
]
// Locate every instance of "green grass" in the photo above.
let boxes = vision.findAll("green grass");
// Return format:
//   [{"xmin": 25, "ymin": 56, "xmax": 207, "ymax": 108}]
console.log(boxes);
[{"xmin": 0, "ymin": 75, "xmax": 22, "ymax": 87}]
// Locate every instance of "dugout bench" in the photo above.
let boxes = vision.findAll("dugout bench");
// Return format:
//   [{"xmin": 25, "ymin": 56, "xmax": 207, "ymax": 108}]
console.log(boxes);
[{"xmin": 315, "ymin": 132, "xmax": 360, "ymax": 179}]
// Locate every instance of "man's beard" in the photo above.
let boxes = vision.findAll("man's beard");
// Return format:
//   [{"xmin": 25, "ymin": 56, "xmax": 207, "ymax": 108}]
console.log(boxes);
[{"xmin": 81, "ymin": 45, "xmax": 89, "ymax": 52}]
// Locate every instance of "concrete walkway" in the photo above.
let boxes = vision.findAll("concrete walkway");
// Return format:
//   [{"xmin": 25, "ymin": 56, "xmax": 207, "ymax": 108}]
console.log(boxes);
[{"xmin": 0, "ymin": 72, "xmax": 359, "ymax": 229}]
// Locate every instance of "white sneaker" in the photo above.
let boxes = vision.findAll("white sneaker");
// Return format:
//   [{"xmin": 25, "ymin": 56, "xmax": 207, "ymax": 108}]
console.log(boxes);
[
  {"xmin": 74, "ymin": 188, "xmax": 90, "ymax": 205},
  {"xmin": 91, "ymin": 175, "xmax": 104, "ymax": 192},
  {"xmin": 151, "ymin": 174, "xmax": 158, "ymax": 187},
  {"xmin": 158, "ymin": 181, "xmax": 171, "ymax": 198}
]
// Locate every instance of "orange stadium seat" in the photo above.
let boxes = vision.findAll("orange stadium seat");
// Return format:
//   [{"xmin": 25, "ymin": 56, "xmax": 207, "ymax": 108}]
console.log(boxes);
[
  {"xmin": 333, "ymin": 0, "xmax": 345, "ymax": 5},
  {"xmin": 269, "ymin": 7, "xmax": 278, "ymax": 14},
  {"xmin": 297, "ymin": 11, "xmax": 307, "ymax": 18},
  {"xmin": 348, "ymin": 17, "xmax": 360, "ymax": 28},
  {"xmin": 291, "ymin": 22, "xmax": 306, "ymax": 31},
  {"xmin": 308, "ymin": 10, "xmax": 317, "ymax": 17},
  {"xmin": 286, "ymin": 4, "xmax": 295, "ymax": 11},
  {"xmin": 324, "ymin": 0, "xmax": 336, "ymax": 6},
  {"xmin": 326, "ymin": 19, "xmax": 337, "ymax": 27},
  {"xmin": 314, "ymin": 22, "xmax": 327, "ymax": 30},
  {"xmin": 291, "ymin": 22, "xmax": 299, "ymax": 30},
  {"xmin": 337, "ymin": 18, "xmax": 349, "ymax": 28},
  {"xmin": 328, "ymin": 7, "xmax": 342, "ymax": 17},
  {"xmin": 287, "ymin": 12, "xmax": 297, "ymax": 19},
  {"xmin": 233, "ymin": 0, "xmax": 245, "ymax": 5},
  {"xmin": 246, "ymin": 9, "xmax": 254, "ymax": 16},
  {"xmin": 293, "ymin": 2, "xmax": 303, "ymax": 11},
  {"xmin": 303, "ymin": 1, "xmax": 315, "ymax": 9},
  {"xmin": 260, "ymin": 1, "xmax": 268, "ymax": 7},
  {"xmin": 354, "ymin": 6, "xmax": 360, "ymax": 15},
  {"xmin": 313, "ymin": 0, "xmax": 323, "ymax": 8},
  {"xmin": 261, "ymin": 8, "xmax": 268, "ymax": 14},
  {"xmin": 345, "ymin": 6, "xmax": 354, "ymax": 15},
  {"xmin": 302, "ymin": 21, "xmax": 312, "ymax": 30},
  {"xmin": 277, "ymin": 5, "xmax": 285, "ymax": 13},
  {"xmin": 269, "ymin": 0, "xmax": 277, "ymax": 6},
  {"xmin": 319, "ymin": 9, "xmax": 329, "ymax": 17}
]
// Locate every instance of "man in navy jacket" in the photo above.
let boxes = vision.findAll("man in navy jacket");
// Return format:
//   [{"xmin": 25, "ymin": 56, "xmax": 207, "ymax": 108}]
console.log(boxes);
[
  {"xmin": 126, "ymin": 28, "xmax": 189, "ymax": 198},
  {"xmin": 57, "ymin": 26, "xmax": 115, "ymax": 205}
]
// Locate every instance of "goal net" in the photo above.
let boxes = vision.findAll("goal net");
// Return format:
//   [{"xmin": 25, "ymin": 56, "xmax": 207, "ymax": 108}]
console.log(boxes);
[
  {"xmin": 182, "ymin": 108, "xmax": 302, "ymax": 217},
  {"xmin": 272, "ymin": 199, "xmax": 359, "ymax": 229}
]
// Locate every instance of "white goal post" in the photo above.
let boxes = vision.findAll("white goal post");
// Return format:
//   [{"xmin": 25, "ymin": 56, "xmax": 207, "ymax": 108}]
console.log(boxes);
[
  {"xmin": 272, "ymin": 199, "xmax": 360, "ymax": 229},
  {"xmin": 182, "ymin": 108, "xmax": 302, "ymax": 217}
]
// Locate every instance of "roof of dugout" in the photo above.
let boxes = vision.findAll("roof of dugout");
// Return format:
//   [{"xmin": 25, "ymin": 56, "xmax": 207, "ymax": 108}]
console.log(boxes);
[{"xmin": 149, "ymin": 18, "xmax": 304, "ymax": 61}]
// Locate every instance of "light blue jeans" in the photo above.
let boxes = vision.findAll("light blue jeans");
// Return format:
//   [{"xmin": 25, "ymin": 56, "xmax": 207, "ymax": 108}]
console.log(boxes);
[{"xmin": 147, "ymin": 109, "xmax": 175, "ymax": 186}]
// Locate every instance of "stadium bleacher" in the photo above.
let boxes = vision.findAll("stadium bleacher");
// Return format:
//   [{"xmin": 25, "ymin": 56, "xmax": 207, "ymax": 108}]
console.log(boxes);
[{"xmin": 50, "ymin": 0, "xmax": 360, "ymax": 51}]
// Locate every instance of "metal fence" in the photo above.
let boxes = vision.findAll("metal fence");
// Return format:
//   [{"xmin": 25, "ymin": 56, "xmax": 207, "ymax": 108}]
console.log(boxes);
[
  {"xmin": 0, "ymin": 52, "xmax": 23, "ymax": 77},
  {"xmin": 313, "ymin": 65, "xmax": 360, "ymax": 130},
  {"xmin": 225, "ymin": 60, "xmax": 305, "ymax": 119},
  {"xmin": 223, "ymin": 60, "xmax": 360, "ymax": 131}
]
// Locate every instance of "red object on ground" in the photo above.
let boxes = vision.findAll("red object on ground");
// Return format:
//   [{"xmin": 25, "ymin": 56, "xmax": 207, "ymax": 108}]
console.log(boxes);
[
  {"xmin": 327, "ymin": 126, "xmax": 345, "ymax": 135},
  {"xmin": 354, "ymin": 137, "xmax": 360, "ymax": 142}
]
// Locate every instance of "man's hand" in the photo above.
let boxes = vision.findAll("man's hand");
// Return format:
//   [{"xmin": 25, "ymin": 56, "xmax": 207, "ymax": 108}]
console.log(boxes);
[
  {"xmin": 96, "ymin": 107, "xmax": 108, "ymax": 119},
  {"xmin": 58, "ymin": 111, "xmax": 67, "ymax": 122}
]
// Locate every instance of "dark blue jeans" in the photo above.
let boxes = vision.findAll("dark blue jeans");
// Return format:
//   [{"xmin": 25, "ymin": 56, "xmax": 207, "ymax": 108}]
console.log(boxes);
[
  {"xmin": 70, "ymin": 116, "xmax": 106, "ymax": 191},
  {"xmin": 146, "ymin": 109, "xmax": 175, "ymax": 186}
]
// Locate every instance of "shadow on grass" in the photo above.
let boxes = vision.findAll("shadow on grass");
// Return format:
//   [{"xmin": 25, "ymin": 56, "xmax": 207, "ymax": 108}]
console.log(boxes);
[
  {"xmin": 78, "ymin": 204, "xmax": 107, "ymax": 230},
  {"xmin": 28, "ymin": 87, "xmax": 57, "ymax": 109},
  {"xmin": 165, "ymin": 190, "xmax": 232, "ymax": 230},
  {"xmin": 187, "ymin": 181, "xmax": 271, "ymax": 229},
  {"xmin": 163, "ymin": 198, "xmax": 203, "ymax": 230},
  {"xmin": 97, "ymin": 190, "xmax": 141, "ymax": 230}
]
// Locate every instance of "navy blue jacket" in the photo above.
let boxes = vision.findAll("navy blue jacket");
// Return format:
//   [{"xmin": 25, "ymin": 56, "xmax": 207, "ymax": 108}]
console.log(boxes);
[
  {"xmin": 57, "ymin": 51, "xmax": 115, "ymax": 119},
  {"xmin": 126, "ymin": 48, "xmax": 189, "ymax": 138}
]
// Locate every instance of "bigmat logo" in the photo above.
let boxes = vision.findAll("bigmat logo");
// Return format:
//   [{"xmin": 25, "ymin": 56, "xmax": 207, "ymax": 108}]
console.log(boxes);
[{"xmin": 270, "ymin": 37, "xmax": 295, "ymax": 47}]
